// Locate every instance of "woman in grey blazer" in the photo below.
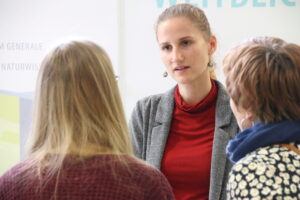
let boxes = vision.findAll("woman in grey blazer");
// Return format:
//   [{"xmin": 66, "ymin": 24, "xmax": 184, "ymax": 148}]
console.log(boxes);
[{"xmin": 129, "ymin": 4, "xmax": 238, "ymax": 200}]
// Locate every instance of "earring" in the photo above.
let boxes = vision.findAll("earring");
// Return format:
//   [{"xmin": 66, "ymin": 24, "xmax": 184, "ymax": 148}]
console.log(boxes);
[
  {"xmin": 163, "ymin": 71, "xmax": 168, "ymax": 77},
  {"xmin": 240, "ymin": 118, "xmax": 254, "ymax": 131},
  {"xmin": 207, "ymin": 57, "xmax": 214, "ymax": 67}
]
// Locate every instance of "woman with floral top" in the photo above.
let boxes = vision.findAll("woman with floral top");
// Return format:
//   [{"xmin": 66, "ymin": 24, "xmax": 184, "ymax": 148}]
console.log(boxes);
[{"xmin": 223, "ymin": 36, "xmax": 300, "ymax": 199}]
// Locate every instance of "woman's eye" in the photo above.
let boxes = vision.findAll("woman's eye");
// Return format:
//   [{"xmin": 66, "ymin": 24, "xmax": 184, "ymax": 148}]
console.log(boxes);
[
  {"xmin": 182, "ymin": 40, "xmax": 191, "ymax": 46},
  {"xmin": 162, "ymin": 45, "xmax": 171, "ymax": 51}
]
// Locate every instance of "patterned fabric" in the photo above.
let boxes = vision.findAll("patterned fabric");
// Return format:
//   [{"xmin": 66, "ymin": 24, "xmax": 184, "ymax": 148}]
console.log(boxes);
[
  {"xmin": 0, "ymin": 155, "xmax": 175, "ymax": 200},
  {"xmin": 227, "ymin": 143, "xmax": 300, "ymax": 199}
]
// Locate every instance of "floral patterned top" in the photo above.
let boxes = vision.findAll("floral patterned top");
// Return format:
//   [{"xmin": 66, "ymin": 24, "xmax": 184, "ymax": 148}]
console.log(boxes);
[{"xmin": 227, "ymin": 143, "xmax": 300, "ymax": 200}]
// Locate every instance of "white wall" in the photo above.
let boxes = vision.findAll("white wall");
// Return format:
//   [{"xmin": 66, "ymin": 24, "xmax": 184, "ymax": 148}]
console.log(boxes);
[{"xmin": 0, "ymin": 0, "xmax": 119, "ymax": 93}]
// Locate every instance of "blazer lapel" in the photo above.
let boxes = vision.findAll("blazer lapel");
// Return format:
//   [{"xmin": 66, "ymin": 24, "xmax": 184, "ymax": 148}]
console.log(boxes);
[
  {"xmin": 146, "ymin": 87, "xmax": 175, "ymax": 169},
  {"xmin": 146, "ymin": 124, "xmax": 170, "ymax": 169},
  {"xmin": 209, "ymin": 81, "xmax": 237, "ymax": 200},
  {"xmin": 209, "ymin": 127, "xmax": 231, "ymax": 200}
]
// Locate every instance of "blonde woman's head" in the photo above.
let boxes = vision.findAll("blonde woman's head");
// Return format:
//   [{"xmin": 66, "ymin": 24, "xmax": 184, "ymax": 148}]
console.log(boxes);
[{"xmin": 28, "ymin": 41, "xmax": 132, "ymax": 176}]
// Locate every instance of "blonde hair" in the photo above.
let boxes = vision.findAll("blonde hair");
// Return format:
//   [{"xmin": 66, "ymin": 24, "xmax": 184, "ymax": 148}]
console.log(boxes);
[
  {"xmin": 27, "ymin": 41, "xmax": 132, "ymax": 179},
  {"xmin": 155, "ymin": 3, "xmax": 212, "ymax": 41},
  {"xmin": 156, "ymin": 3, "xmax": 216, "ymax": 79},
  {"xmin": 223, "ymin": 36, "xmax": 300, "ymax": 123}
]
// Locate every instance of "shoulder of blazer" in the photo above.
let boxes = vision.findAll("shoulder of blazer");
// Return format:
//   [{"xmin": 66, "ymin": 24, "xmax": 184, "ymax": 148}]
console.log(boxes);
[{"xmin": 136, "ymin": 86, "xmax": 176, "ymax": 124}]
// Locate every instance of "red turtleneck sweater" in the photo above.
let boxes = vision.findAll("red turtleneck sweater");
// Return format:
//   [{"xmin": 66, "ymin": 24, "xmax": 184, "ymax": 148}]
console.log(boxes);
[{"xmin": 161, "ymin": 80, "xmax": 218, "ymax": 200}]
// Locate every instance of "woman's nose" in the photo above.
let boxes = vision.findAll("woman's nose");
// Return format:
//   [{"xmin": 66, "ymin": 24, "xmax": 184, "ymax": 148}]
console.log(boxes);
[{"xmin": 171, "ymin": 48, "xmax": 184, "ymax": 63}]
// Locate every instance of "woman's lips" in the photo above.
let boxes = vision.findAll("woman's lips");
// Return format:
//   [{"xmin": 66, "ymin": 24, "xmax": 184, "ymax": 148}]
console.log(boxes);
[{"xmin": 174, "ymin": 66, "xmax": 190, "ymax": 71}]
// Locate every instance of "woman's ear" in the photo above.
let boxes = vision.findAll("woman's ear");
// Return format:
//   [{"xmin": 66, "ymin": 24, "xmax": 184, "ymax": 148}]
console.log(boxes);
[
  {"xmin": 239, "ymin": 112, "xmax": 255, "ymax": 131},
  {"xmin": 209, "ymin": 35, "xmax": 217, "ymax": 55}
]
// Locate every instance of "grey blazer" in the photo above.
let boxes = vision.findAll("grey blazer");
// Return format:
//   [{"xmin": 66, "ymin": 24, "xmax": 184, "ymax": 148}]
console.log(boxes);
[{"xmin": 129, "ymin": 81, "xmax": 239, "ymax": 200}]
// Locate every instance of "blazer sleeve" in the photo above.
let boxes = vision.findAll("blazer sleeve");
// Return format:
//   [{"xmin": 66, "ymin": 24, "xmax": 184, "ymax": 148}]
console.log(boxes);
[{"xmin": 129, "ymin": 100, "xmax": 145, "ymax": 159}]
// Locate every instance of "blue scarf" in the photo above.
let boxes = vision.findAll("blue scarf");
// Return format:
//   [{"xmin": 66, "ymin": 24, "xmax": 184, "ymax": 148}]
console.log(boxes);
[{"xmin": 226, "ymin": 120, "xmax": 300, "ymax": 163}]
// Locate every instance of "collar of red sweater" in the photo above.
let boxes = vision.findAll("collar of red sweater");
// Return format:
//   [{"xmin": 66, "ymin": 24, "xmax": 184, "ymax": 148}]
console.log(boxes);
[{"xmin": 174, "ymin": 79, "xmax": 217, "ymax": 113}]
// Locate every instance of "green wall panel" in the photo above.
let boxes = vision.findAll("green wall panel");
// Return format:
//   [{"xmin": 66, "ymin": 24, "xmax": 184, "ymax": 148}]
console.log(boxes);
[{"xmin": 0, "ymin": 94, "xmax": 20, "ymax": 175}]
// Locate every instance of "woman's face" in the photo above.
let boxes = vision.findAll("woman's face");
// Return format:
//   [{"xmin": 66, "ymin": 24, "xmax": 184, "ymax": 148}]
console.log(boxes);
[{"xmin": 157, "ymin": 16, "xmax": 216, "ymax": 85}]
